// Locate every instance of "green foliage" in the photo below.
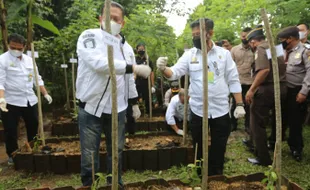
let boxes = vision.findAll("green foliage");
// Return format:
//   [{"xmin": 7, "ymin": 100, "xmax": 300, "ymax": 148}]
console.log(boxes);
[
  {"xmin": 33, "ymin": 135, "xmax": 41, "ymax": 153},
  {"xmin": 179, "ymin": 161, "xmax": 202, "ymax": 187},
  {"xmin": 262, "ymin": 166, "xmax": 278, "ymax": 190},
  {"xmin": 32, "ymin": 15, "xmax": 60, "ymax": 35}
]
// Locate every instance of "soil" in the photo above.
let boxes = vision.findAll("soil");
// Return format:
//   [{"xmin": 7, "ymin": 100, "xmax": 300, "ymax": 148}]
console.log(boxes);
[{"xmin": 29, "ymin": 135, "xmax": 186, "ymax": 155}]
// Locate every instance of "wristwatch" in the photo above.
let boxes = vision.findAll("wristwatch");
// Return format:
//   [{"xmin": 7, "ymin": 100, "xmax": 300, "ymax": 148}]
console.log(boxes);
[{"xmin": 236, "ymin": 103, "xmax": 245, "ymax": 107}]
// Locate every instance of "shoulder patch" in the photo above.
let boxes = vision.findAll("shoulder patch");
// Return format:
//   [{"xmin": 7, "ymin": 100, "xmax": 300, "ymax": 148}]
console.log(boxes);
[
  {"xmin": 304, "ymin": 43, "xmax": 310, "ymax": 49},
  {"xmin": 83, "ymin": 38, "xmax": 96, "ymax": 49}
]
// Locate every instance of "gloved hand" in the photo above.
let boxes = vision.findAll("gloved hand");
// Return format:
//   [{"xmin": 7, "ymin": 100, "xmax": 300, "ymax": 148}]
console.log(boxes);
[
  {"xmin": 132, "ymin": 105, "xmax": 141, "ymax": 120},
  {"xmin": 234, "ymin": 106, "xmax": 245, "ymax": 119},
  {"xmin": 156, "ymin": 57, "xmax": 168, "ymax": 71},
  {"xmin": 0, "ymin": 98, "xmax": 8, "ymax": 112},
  {"xmin": 176, "ymin": 129, "xmax": 184, "ymax": 136},
  {"xmin": 133, "ymin": 65, "xmax": 151, "ymax": 79},
  {"xmin": 44, "ymin": 94, "xmax": 53, "ymax": 104},
  {"xmin": 151, "ymin": 87, "xmax": 156, "ymax": 93}
]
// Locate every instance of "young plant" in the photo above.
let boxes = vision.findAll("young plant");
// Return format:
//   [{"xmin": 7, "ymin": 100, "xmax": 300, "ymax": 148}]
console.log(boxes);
[
  {"xmin": 262, "ymin": 166, "xmax": 278, "ymax": 190},
  {"xmin": 179, "ymin": 160, "xmax": 202, "ymax": 187},
  {"xmin": 33, "ymin": 135, "xmax": 41, "ymax": 153},
  {"xmin": 91, "ymin": 173, "xmax": 112, "ymax": 190}
]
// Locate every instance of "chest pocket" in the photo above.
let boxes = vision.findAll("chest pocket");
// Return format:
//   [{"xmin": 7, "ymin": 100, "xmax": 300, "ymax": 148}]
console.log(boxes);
[
  {"xmin": 288, "ymin": 52, "xmax": 304, "ymax": 73},
  {"xmin": 189, "ymin": 63, "xmax": 202, "ymax": 80}
]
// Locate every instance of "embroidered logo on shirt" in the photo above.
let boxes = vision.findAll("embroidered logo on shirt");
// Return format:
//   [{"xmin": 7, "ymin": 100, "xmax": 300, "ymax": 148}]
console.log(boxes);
[
  {"xmin": 9, "ymin": 62, "xmax": 16, "ymax": 67},
  {"xmin": 83, "ymin": 38, "xmax": 96, "ymax": 49},
  {"xmin": 295, "ymin": 53, "xmax": 301, "ymax": 59},
  {"xmin": 219, "ymin": 55, "xmax": 222, "ymax": 60},
  {"xmin": 190, "ymin": 57, "xmax": 199, "ymax": 64}
]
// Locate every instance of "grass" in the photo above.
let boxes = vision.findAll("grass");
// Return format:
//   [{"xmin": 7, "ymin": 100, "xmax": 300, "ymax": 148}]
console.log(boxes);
[{"xmin": 0, "ymin": 127, "xmax": 310, "ymax": 189}]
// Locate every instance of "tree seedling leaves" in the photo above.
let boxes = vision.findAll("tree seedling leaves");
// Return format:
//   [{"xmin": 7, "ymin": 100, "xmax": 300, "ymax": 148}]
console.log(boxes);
[{"xmin": 32, "ymin": 15, "xmax": 61, "ymax": 36}]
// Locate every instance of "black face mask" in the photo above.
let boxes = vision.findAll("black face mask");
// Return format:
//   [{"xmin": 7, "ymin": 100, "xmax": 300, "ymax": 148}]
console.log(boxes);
[
  {"xmin": 138, "ymin": 50, "xmax": 145, "ymax": 56},
  {"xmin": 242, "ymin": 39, "xmax": 248, "ymax": 45},
  {"xmin": 192, "ymin": 36, "xmax": 201, "ymax": 50},
  {"xmin": 281, "ymin": 40, "xmax": 290, "ymax": 50}
]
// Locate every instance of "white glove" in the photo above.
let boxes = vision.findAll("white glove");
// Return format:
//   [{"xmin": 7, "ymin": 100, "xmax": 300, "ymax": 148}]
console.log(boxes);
[
  {"xmin": 44, "ymin": 94, "xmax": 53, "ymax": 104},
  {"xmin": 133, "ymin": 65, "xmax": 151, "ymax": 79},
  {"xmin": 0, "ymin": 98, "xmax": 8, "ymax": 112},
  {"xmin": 234, "ymin": 106, "xmax": 245, "ymax": 119},
  {"xmin": 176, "ymin": 129, "xmax": 184, "ymax": 136},
  {"xmin": 151, "ymin": 87, "xmax": 156, "ymax": 93},
  {"xmin": 156, "ymin": 57, "xmax": 168, "ymax": 71},
  {"xmin": 132, "ymin": 105, "xmax": 141, "ymax": 120}
]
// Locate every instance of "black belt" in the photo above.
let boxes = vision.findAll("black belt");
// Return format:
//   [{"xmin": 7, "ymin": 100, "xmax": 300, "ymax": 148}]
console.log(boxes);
[{"xmin": 78, "ymin": 100, "xmax": 86, "ymax": 109}]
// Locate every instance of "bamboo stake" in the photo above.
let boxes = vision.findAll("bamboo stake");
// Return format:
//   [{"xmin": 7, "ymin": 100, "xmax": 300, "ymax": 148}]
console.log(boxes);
[
  {"xmin": 92, "ymin": 151, "xmax": 95, "ymax": 183},
  {"xmin": 71, "ymin": 54, "xmax": 77, "ymax": 112},
  {"xmin": 261, "ymin": 9, "xmax": 282, "ymax": 189},
  {"xmin": 200, "ymin": 18, "xmax": 209, "ymax": 190},
  {"xmin": 62, "ymin": 53, "xmax": 70, "ymax": 110},
  {"xmin": 182, "ymin": 74, "xmax": 189, "ymax": 145},
  {"xmin": 104, "ymin": 1, "xmax": 118, "ymax": 189},
  {"xmin": 31, "ymin": 43, "xmax": 45, "ymax": 146},
  {"xmin": 160, "ymin": 76, "xmax": 164, "ymax": 105},
  {"xmin": 145, "ymin": 47, "xmax": 152, "ymax": 119}
]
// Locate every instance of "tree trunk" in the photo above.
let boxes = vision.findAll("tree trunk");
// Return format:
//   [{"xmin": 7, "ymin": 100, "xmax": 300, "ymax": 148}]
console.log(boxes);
[
  {"xmin": 26, "ymin": 0, "xmax": 33, "ymax": 50},
  {"xmin": 104, "ymin": 1, "xmax": 119, "ymax": 189},
  {"xmin": 261, "ymin": 8, "xmax": 282, "ymax": 190},
  {"xmin": 0, "ymin": 0, "xmax": 8, "ymax": 51},
  {"xmin": 200, "ymin": 18, "xmax": 209, "ymax": 190}
]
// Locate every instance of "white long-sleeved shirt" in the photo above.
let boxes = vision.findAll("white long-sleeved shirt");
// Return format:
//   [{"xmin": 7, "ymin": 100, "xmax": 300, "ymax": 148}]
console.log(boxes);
[
  {"xmin": 165, "ymin": 95, "xmax": 190, "ymax": 125},
  {"xmin": 0, "ymin": 52, "xmax": 44, "ymax": 107},
  {"xmin": 168, "ymin": 43, "xmax": 241, "ymax": 118},
  {"xmin": 76, "ymin": 28, "xmax": 138, "ymax": 117}
]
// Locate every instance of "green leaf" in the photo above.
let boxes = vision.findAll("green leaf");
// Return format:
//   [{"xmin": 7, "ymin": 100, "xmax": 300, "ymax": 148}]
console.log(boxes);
[
  {"xmin": 32, "ymin": 15, "xmax": 61, "ymax": 36},
  {"xmin": 95, "ymin": 172, "xmax": 106, "ymax": 180},
  {"xmin": 261, "ymin": 178, "xmax": 268, "ymax": 184},
  {"xmin": 271, "ymin": 172, "xmax": 278, "ymax": 181},
  {"xmin": 187, "ymin": 164, "xmax": 196, "ymax": 168}
]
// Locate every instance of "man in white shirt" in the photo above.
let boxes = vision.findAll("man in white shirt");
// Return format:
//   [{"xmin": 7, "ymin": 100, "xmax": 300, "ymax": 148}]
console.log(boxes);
[
  {"xmin": 0, "ymin": 33, "xmax": 52, "ymax": 165},
  {"xmin": 157, "ymin": 18, "xmax": 245, "ymax": 176},
  {"xmin": 76, "ymin": 1, "xmax": 151, "ymax": 187},
  {"xmin": 165, "ymin": 89, "xmax": 189, "ymax": 136}
]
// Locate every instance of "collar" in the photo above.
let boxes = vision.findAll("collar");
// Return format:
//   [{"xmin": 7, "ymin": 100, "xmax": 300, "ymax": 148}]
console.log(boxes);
[
  {"xmin": 8, "ymin": 51, "xmax": 24, "ymax": 61},
  {"xmin": 240, "ymin": 43, "xmax": 251, "ymax": 50},
  {"xmin": 292, "ymin": 42, "xmax": 303, "ymax": 52}
]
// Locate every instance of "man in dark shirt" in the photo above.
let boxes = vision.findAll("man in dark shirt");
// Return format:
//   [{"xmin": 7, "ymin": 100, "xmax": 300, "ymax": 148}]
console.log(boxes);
[
  {"xmin": 245, "ymin": 26, "xmax": 287, "ymax": 166},
  {"xmin": 135, "ymin": 43, "xmax": 155, "ymax": 114}
]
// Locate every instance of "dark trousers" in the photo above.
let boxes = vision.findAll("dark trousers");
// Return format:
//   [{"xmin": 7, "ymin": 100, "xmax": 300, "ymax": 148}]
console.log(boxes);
[
  {"xmin": 287, "ymin": 87, "xmax": 307, "ymax": 152},
  {"xmin": 230, "ymin": 85, "xmax": 251, "ymax": 133},
  {"xmin": 136, "ymin": 81, "xmax": 150, "ymax": 114},
  {"xmin": 190, "ymin": 111, "xmax": 231, "ymax": 176},
  {"xmin": 126, "ymin": 105, "xmax": 135, "ymax": 135},
  {"xmin": 1, "ymin": 103, "xmax": 38, "ymax": 157},
  {"xmin": 250, "ymin": 84, "xmax": 286, "ymax": 166}
]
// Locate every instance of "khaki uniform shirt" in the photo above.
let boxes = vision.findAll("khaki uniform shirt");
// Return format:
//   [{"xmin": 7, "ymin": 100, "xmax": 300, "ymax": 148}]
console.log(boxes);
[
  {"xmin": 231, "ymin": 44, "xmax": 254, "ymax": 85},
  {"xmin": 254, "ymin": 41, "xmax": 286, "ymax": 84},
  {"xmin": 286, "ymin": 42, "xmax": 310, "ymax": 95}
]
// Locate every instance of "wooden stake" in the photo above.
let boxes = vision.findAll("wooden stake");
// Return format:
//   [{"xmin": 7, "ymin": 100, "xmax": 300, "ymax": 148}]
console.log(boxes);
[
  {"xmin": 200, "ymin": 18, "xmax": 209, "ymax": 190},
  {"xmin": 0, "ymin": 0, "xmax": 8, "ymax": 51},
  {"xmin": 261, "ymin": 8, "xmax": 282, "ymax": 189},
  {"xmin": 62, "ymin": 53, "xmax": 70, "ymax": 110},
  {"xmin": 145, "ymin": 47, "xmax": 152, "ymax": 119},
  {"xmin": 71, "ymin": 54, "xmax": 77, "ymax": 112},
  {"xmin": 182, "ymin": 74, "xmax": 189, "ymax": 145},
  {"xmin": 31, "ymin": 43, "xmax": 45, "ymax": 146},
  {"xmin": 194, "ymin": 143, "xmax": 198, "ymax": 164},
  {"xmin": 160, "ymin": 76, "xmax": 164, "ymax": 105},
  {"xmin": 104, "ymin": 1, "xmax": 118, "ymax": 189},
  {"xmin": 92, "ymin": 151, "xmax": 95, "ymax": 183}
]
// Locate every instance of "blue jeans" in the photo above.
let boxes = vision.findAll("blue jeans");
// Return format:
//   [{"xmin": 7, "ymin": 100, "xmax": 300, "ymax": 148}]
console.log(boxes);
[{"xmin": 79, "ymin": 107, "xmax": 126, "ymax": 186}]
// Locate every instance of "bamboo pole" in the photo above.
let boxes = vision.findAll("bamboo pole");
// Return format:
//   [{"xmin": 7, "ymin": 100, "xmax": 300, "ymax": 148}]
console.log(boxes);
[
  {"xmin": 161, "ymin": 76, "xmax": 164, "ymax": 105},
  {"xmin": 92, "ymin": 151, "xmax": 95, "ymax": 183},
  {"xmin": 31, "ymin": 43, "xmax": 45, "ymax": 146},
  {"xmin": 62, "ymin": 53, "xmax": 70, "ymax": 110},
  {"xmin": 104, "ymin": 1, "xmax": 118, "ymax": 189},
  {"xmin": 261, "ymin": 8, "xmax": 282, "ymax": 189},
  {"xmin": 182, "ymin": 74, "xmax": 189, "ymax": 145},
  {"xmin": 145, "ymin": 47, "xmax": 152, "ymax": 119},
  {"xmin": 71, "ymin": 54, "xmax": 77, "ymax": 112},
  {"xmin": 200, "ymin": 18, "xmax": 209, "ymax": 190}
]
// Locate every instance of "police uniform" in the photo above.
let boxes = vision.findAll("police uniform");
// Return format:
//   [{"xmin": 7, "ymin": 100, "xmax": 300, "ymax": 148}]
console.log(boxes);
[
  {"xmin": 247, "ymin": 29, "xmax": 287, "ymax": 165},
  {"xmin": 168, "ymin": 42, "xmax": 241, "ymax": 175},
  {"xmin": 76, "ymin": 28, "xmax": 138, "ymax": 186},
  {"xmin": 286, "ymin": 42, "xmax": 310, "ymax": 155},
  {"xmin": 135, "ymin": 56, "xmax": 153, "ymax": 113}
]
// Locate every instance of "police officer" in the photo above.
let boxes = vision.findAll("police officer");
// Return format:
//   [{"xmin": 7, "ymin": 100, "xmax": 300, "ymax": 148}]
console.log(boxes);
[
  {"xmin": 230, "ymin": 27, "xmax": 254, "ymax": 132},
  {"xmin": 297, "ymin": 23, "xmax": 310, "ymax": 45},
  {"xmin": 76, "ymin": 1, "xmax": 151, "ymax": 187},
  {"xmin": 0, "ymin": 33, "xmax": 52, "ymax": 165},
  {"xmin": 163, "ymin": 81, "xmax": 182, "ymax": 108},
  {"xmin": 277, "ymin": 26, "xmax": 310, "ymax": 161},
  {"xmin": 245, "ymin": 26, "xmax": 287, "ymax": 166},
  {"xmin": 135, "ymin": 43, "xmax": 155, "ymax": 114},
  {"xmin": 157, "ymin": 18, "xmax": 245, "ymax": 176}
]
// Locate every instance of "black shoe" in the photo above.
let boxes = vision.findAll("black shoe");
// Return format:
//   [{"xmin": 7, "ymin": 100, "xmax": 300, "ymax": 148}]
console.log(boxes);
[
  {"xmin": 242, "ymin": 139, "xmax": 254, "ymax": 152},
  {"xmin": 292, "ymin": 151, "xmax": 302, "ymax": 162},
  {"xmin": 247, "ymin": 158, "xmax": 261, "ymax": 165}
]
